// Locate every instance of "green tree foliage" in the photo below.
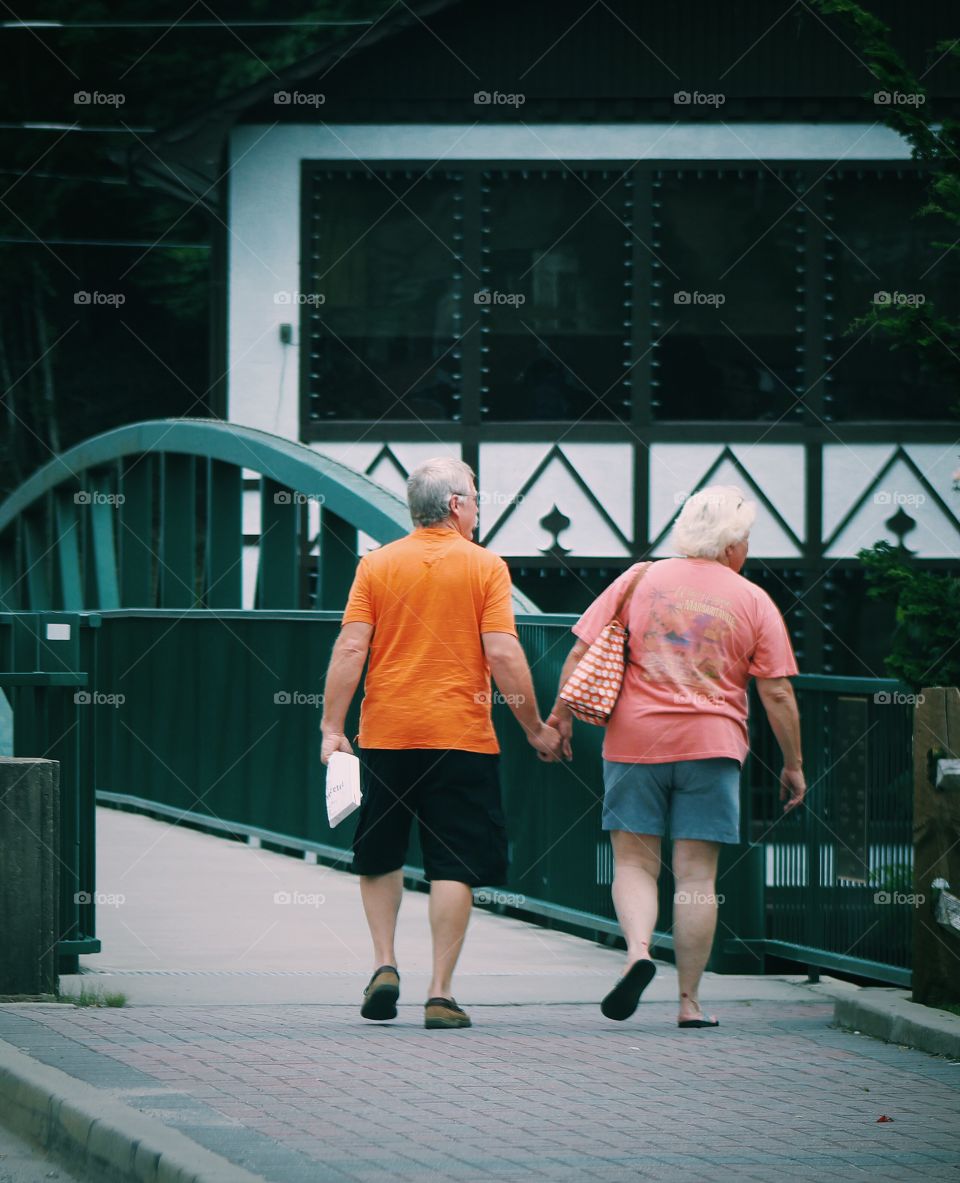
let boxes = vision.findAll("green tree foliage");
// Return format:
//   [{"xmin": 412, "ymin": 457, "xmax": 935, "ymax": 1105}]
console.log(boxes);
[
  {"xmin": 810, "ymin": 0, "xmax": 960, "ymax": 404},
  {"xmin": 0, "ymin": 1, "xmax": 395, "ymax": 495},
  {"xmin": 858, "ymin": 541, "xmax": 960, "ymax": 688},
  {"xmin": 814, "ymin": 2, "xmax": 960, "ymax": 688}
]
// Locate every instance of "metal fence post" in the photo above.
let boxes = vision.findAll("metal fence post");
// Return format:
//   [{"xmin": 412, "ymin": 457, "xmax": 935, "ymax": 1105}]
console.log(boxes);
[
  {"xmin": 0, "ymin": 758, "xmax": 60, "ymax": 995},
  {"xmin": 912, "ymin": 685, "xmax": 960, "ymax": 1006},
  {"xmin": 0, "ymin": 612, "xmax": 102, "ymax": 975}
]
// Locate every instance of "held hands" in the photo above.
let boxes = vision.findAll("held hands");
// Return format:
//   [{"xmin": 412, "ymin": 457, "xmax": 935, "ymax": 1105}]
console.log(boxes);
[
  {"xmin": 527, "ymin": 719, "xmax": 564, "ymax": 763},
  {"xmin": 545, "ymin": 710, "xmax": 573, "ymax": 761},
  {"xmin": 780, "ymin": 766, "xmax": 806, "ymax": 813},
  {"xmin": 320, "ymin": 728, "xmax": 353, "ymax": 767}
]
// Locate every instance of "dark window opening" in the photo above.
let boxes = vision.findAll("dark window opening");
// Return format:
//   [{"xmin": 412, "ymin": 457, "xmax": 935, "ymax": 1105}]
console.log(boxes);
[
  {"xmin": 824, "ymin": 171, "xmax": 960, "ymax": 421},
  {"xmin": 306, "ymin": 169, "xmax": 464, "ymax": 422},
  {"xmin": 479, "ymin": 170, "xmax": 632, "ymax": 422}
]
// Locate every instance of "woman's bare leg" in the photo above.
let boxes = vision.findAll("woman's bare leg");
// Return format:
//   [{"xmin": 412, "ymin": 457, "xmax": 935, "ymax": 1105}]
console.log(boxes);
[
  {"xmin": 672, "ymin": 838, "xmax": 721, "ymax": 1021},
  {"xmin": 610, "ymin": 831, "xmax": 662, "ymax": 968}
]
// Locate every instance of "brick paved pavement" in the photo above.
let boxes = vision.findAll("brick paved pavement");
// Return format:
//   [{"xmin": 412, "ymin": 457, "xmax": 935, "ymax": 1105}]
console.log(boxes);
[
  {"xmin": 1, "ymin": 997, "xmax": 958, "ymax": 1182},
  {"xmin": 3, "ymin": 808, "xmax": 958, "ymax": 1182}
]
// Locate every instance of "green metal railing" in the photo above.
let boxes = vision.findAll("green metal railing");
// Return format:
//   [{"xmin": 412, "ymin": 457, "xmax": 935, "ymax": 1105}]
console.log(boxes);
[
  {"xmin": 0, "ymin": 418, "xmax": 539, "ymax": 615},
  {"xmin": 744, "ymin": 677, "xmax": 914, "ymax": 983},
  {"xmin": 0, "ymin": 609, "xmax": 914, "ymax": 983}
]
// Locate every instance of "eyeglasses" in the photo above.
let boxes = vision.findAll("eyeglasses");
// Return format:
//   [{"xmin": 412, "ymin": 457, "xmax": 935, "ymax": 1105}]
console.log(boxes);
[{"xmin": 451, "ymin": 491, "xmax": 478, "ymax": 502}]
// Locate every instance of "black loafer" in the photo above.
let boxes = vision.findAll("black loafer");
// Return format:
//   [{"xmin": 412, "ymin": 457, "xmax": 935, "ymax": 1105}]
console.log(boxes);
[
  {"xmin": 360, "ymin": 965, "xmax": 400, "ymax": 1020},
  {"xmin": 424, "ymin": 996, "xmax": 471, "ymax": 1029}
]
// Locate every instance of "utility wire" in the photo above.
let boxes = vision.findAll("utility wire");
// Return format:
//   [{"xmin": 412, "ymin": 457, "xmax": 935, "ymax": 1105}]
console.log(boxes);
[
  {"xmin": 0, "ymin": 236, "xmax": 209, "ymax": 248},
  {"xmin": 2, "ymin": 19, "xmax": 373, "ymax": 29},
  {"xmin": 0, "ymin": 123, "xmax": 156, "ymax": 132},
  {"xmin": 0, "ymin": 167, "xmax": 127, "ymax": 184}
]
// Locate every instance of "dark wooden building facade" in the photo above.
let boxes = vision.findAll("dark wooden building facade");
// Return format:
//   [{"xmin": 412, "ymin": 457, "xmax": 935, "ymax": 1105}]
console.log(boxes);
[{"xmin": 131, "ymin": 0, "xmax": 960, "ymax": 675}]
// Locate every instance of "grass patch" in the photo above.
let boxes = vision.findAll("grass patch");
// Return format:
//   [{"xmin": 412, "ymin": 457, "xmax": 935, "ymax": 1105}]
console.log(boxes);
[{"xmin": 57, "ymin": 985, "xmax": 127, "ymax": 1008}]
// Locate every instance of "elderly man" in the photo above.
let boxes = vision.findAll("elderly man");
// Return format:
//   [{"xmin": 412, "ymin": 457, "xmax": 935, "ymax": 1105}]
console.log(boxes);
[{"xmin": 321, "ymin": 457, "xmax": 562, "ymax": 1030}]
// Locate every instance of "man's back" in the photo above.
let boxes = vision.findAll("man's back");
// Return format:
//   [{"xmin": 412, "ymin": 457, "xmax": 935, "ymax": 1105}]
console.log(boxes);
[{"xmin": 342, "ymin": 526, "xmax": 517, "ymax": 752}]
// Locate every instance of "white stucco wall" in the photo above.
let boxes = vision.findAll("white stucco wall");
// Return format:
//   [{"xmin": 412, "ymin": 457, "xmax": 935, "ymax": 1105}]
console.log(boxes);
[
  {"xmin": 225, "ymin": 122, "xmax": 960, "ymax": 561},
  {"xmin": 226, "ymin": 122, "xmax": 912, "ymax": 441}
]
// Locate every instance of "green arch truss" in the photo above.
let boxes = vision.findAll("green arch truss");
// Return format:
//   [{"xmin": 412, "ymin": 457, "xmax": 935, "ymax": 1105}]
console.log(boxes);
[{"xmin": 0, "ymin": 418, "xmax": 540, "ymax": 613}]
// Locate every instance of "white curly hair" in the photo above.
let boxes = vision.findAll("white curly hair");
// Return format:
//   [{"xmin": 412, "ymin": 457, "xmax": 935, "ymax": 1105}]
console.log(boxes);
[{"xmin": 670, "ymin": 485, "xmax": 756, "ymax": 559}]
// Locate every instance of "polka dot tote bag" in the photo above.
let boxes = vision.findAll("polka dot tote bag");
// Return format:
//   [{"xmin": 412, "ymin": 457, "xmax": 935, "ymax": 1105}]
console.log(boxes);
[{"xmin": 559, "ymin": 562, "xmax": 651, "ymax": 725}]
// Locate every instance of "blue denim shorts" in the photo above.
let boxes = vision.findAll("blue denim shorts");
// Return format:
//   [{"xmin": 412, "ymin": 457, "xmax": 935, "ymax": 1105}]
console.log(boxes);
[{"xmin": 601, "ymin": 758, "xmax": 741, "ymax": 844}]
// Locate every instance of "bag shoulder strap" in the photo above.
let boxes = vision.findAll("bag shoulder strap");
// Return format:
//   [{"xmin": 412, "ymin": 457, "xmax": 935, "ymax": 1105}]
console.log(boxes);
[{"xmin": 613, "ymin": 561, "xmax": 652, "ymax": 623}]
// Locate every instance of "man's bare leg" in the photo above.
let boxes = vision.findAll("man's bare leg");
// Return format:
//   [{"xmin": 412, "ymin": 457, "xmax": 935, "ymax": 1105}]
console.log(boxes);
[
  {"xmin": 672, "ymin": 838, "xmax": 721, "ymax": 1022},
  {"xmin": 610, "ymin": 831, "xmax": 662, "ymax": 969},
  {"xmin": 427, "ymin": 880, "xmax": 473, "ymax": 999},
  {"xmin": 359, "ymin": 869, "xmax": 403, "ymax": 969}
]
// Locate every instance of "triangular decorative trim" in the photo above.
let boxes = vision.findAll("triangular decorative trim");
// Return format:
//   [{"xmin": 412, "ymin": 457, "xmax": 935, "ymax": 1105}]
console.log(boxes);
[
  {"xmin": 824, "ymin": 445, "xmax": 960, "ymax": 551},
  {"xmin": 365, "ymin": 446, "xmax": 409, "ymax": 483},
  {"xmin": 649, "ymin": 446, "xmax": 802, "ymax": 552},
  {"xmin": 480, "ymin": 445, "xmax": 631, "ymax": 551}
]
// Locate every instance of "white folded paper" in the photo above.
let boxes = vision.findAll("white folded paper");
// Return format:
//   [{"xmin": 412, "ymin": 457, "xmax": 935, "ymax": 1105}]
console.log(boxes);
[{"xmin": 326, "ymin": 751, "xmax": 362, "ymax": 828}]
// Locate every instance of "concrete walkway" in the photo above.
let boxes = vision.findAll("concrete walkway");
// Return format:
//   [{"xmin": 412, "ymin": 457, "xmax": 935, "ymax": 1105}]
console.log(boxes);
[{"xmin": 1, "ymin": 807, "xmax": 959, "ymax": 1182}]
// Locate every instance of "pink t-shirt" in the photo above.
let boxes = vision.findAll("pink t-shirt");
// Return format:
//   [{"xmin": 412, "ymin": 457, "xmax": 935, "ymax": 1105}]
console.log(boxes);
[{"xmin": 573, "ymin": 558, "xmax": 798, "ymax": 765}]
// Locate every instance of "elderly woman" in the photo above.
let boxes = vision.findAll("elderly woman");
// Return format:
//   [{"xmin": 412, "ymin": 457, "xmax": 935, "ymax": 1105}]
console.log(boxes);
[{"xmin": 548, "ymin": 486, "xmax": 805, "ymax": 1027}]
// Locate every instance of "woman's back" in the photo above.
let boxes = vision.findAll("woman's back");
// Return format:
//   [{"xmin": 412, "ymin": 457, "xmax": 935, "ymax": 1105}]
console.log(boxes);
[{"xmin": 573, "ymin": 557, "xmax": 797, "ymax": 764}]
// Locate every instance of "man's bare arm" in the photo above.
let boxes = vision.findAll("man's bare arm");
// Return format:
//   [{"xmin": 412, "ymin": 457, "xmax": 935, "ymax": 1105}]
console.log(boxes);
[
  {"xmin": 320, "ymin": 622, "xmax": 374, "ymax": 764},
  {"xmin": 481, "ymin": 631, "xmax": 562, "ymax": 760}
]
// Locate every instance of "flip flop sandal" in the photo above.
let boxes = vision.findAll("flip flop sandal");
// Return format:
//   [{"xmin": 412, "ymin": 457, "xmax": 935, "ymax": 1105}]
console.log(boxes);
[
  {"xmin": 600, "ymin": 959, "xmax": 657, "ymax": 1021},
  {"xmin": 360, "ymin": 965, "xmax": 400, "ymax": 1020},
  {"xmin": 678, "ymin": 1016, "xmax": 719, "ymax": 1028}
]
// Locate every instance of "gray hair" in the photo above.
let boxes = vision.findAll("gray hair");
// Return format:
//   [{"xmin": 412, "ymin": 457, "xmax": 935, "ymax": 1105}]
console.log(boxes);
[
  {"xmin": 670, "ymin": 485, "xmax": 756, "ymax": 559},
  {"xmin": 407, "ymin": 457, "xmax": 476, "ymax": 528}
]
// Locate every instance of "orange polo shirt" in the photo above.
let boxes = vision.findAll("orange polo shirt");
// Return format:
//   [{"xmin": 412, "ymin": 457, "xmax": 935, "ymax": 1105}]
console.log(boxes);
[{"xmin": 341, "ymin": 526, "xmax": 518, "ymax": 752}]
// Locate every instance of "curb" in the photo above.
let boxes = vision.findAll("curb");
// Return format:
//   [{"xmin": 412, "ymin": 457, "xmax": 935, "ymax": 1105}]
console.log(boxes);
[
  {"xmin": 0, "ymin": 1035, "xmax": 269, "ymax": 1183},
  {"xmin": 834, "ymin": 988, "xmax": 960, "ymax": 1059}
]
